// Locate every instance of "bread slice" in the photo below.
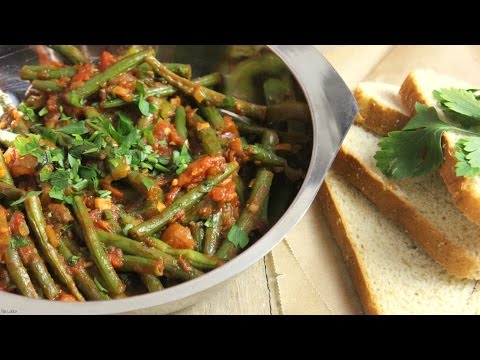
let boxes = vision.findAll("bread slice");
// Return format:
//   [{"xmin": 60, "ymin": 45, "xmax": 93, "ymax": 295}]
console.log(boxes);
[
  {"xmin": 333, "ymin": 124, "xmax": 480, "ymax": 279},
  {"xmin": 354, "ymin": 82, "xmax": 410, "ymax": 136},
  {"xmin": 399, "ymin": 69, "xmax": 480, "ymax": 226},
  {"xmin": 399, "ymin": 69, "xmax": 472, "ymax": 115},
  {"xmin": 319, "ymin": 171, "xmax": 480, "ymax": 315}
]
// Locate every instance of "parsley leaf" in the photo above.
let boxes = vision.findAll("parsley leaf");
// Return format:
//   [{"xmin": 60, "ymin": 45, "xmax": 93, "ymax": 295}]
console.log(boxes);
[
  {"xmin": 70, "ymin": 92, "xmax": 83, "ymax": 108},
  {"xmin": 226, "ymin": 224, "xmax": 249, "ymax": 249},
  {"xmin": 122, "ymin": 223, "xmax": 133, "ymax": 236},
  {"xmin": 136, "ymin": 82, "xmax": 150, "ymax": 116},
  {"xmin": 141, "ymin": 177, "xmax": 153, "ymax": 191},
  {"xmin": 13, "ymin": 134, "xmax": 43, "ymax": 160},
  {"xmin": 58, "ymin": 121, "xmax": 89, "ymax": 135},
  {"xmin": 49, "ymin": 188, "xmax": 73, "ymax": 204},
  {"xmin": 39, "ymin": 166, "xmax": 52, "ymax": 182},
  {"xmin": 173, "ymin": 142, "xmax": 192, "ymax": 175},
  {"xmin": 10, "ymin": 236, "xmax": 30, "ymax": 249},
  {"xmin": 93, "ymin": 277, "xmax": 109, "ymax": 294},
  {"xmin": 50, "ymin": 170, "xmax": 70, "ymax": 191},
  {"xmin": 433, "ymin": 88, "xmax": 480, "ymax": 127},
  {"xmin": 39, "ymin": 106, "xmax": 48, "ymax": 117},
  {"xmin": 455, "ymin": 137, "xmax": 480, "ymax": 177},
  {"xmin": 10, "ymin": 190, "xmax": 42, "ymax": 206},
  {"xmin": 204, "ymin": 216, "xmax": 213, "ymax": 228},
  {"xmin": 223, "ymin": 96, "xmax": 236, "ymax": 108},
  {"xmin": 97, "ymin": 190, "xmax": 111, "ymax": 198},
  {"xmin": 117, "ymin": 113, "xmax": 134, "ymax": 136},
  {"xmin": 67, "ymin": 255, "xmax": 80, "ymax": 266},
  {"xmin": 18, "ymin": 103, "xmax": 37, "ymax": 121},
  {"xmin": 374, "ymin": 104, "xmax": 463, "ymax": 179}
]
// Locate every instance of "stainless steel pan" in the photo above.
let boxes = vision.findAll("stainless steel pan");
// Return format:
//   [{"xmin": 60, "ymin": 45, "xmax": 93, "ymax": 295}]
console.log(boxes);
[{"xmin": 0, "ymin": 45, "xmax": 356, "ymax": 314}]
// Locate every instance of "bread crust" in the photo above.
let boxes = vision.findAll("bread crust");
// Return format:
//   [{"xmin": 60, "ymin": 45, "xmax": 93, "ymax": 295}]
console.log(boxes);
[
  {"xmin": 354, "ymin": 85, "xmax": 410, "ymax": 136},
  {"xmin": 439, "ymin": 133, "xmax": 480, "ymax": 225},
  {"xmin": 332, "ymin": 147, "xmax": 478, "ymax": 279},
  {"xmin": 399, "ymin": 72, "xmax": 480, "ymax": 226},
  {"xmin": 318, "ymin": 180, "xmax": 381, "ymax": 315},
  {"xmin": 398, "ymin": 72, "xmax": 429, "ymax": 115}
]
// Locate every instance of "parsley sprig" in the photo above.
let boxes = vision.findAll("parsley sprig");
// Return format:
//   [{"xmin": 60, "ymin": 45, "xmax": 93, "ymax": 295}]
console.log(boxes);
[{"xmin": 375, "ymin": 88, "xmax": 480, "ymax": 179}]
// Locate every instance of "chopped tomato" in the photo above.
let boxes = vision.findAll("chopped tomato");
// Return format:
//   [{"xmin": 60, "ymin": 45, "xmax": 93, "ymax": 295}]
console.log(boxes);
[
  {"xmin": 17, "ymin": 242, "xmax": 35, "ymax": 265},
  {"xmin": 164, "ymin": 186, "xmax": 181, "ymax": 207},
  {"xmin": 153, "ymin": 119, "xmax": 184, "ymax": 147},
  {"xmin": 4, "ymin": 147, "xmax": 38, "ymax": 177},
  {"xmin": 209, "ymin": 178, "xmax": 237, "ymax": 203},
  {"xmin": 177, "ymin": 155, "xmax": 226, "ymax": 188},
  {"xmin": 161, "ymin": 223, "xmax": 195, "ymax": 249},
  {"xmin": 222, "ymin": 115, "xmax": 240, "ymax": 138},
  {"xmin": 100, "ymin": 51, "xmax": 117, "ymax": 71},
  {"xmin": 34, "ymin": 45, "xmax": 63, "ymax": 67},
  {"xmin": 58, "ymin": 293, "xmax": 77, "ymax": 302},
  {"xmin": 178, "ymin": 255, "xmax": 193, "ymax": 272},
  {"xmin": 8, "ymin": 211, "xmax": 30, "ymax": 237},
  {"xmin": 47, "ymin": 203, "xmax": 73, "ymax": 224},
  {"xmin": 107, "ymin": 247, "xmax": 124, "ymax": 269},
  {"xmin": 70, "ymin": 64, "xmax": 97, "ymax": 89}
]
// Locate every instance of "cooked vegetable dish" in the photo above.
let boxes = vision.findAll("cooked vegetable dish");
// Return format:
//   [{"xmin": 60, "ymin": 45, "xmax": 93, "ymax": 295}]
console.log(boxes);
[{"xmin": 0, "ymin": 45, "xmax": 310, "ymax": 301}]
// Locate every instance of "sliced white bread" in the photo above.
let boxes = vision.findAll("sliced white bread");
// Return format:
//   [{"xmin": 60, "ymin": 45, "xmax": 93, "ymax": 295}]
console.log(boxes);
[
  {"xmin": 333, "ymin": 124, "xmax": 480, "ymax": 279},
  {"xmin": 399, "ymin": 69, "xmax": 480, "ymax": 226},
  {"xmin": 319, "ymin": 171, "xmax": 480, "ymax": 315},
  {"xmin": 354, "ymin": 82, "xmax": 410, "ymax": 136}
]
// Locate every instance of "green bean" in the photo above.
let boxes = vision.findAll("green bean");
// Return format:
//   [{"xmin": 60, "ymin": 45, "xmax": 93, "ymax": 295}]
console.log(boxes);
[
  {"xmin": 144, "ymin": 236, "xmax": 222, "ymax": 270},
  {"xmin": 60, "ymin": 233, "xmax": 83, "ymax": 256},
  {"xmin": 97, "ymin": 230, "xmax": 203, "ymax": 281},
  {"xmin": 4, "ymin": 243, "xmax": 38, "ymax": 298},
  {"xmin": 145, "ymin": 56, "xmax": 267, "ymax": 120},
  {"xmin": 48, "ymin": 45, "xmax": 88, "ymax": 65},
  {"xmin": 137, "ymin": 62, "xmax": 192, "ymax": 79},
  {"xmin": 104, "ymin": 210, "xmax": 122, "ymax": 234},
  {"xmin": 258, "ymin": 130, "xmax": 278, "ymax": 228},
  {"xmin": 120, "ymin": 255, "xmax": 164, "ymax": 276},
  {"xmin": 130, "ymin": 161, "xmax": 239, "ymax": 240},
  {"xmin": 19, "ymin": 237, "xmax": 60, "ymax": 300},
  {"xmin": 191, "ymin": 114, "xmax": 222, "ymax": 155},
  {"xmin": 174, "ymin": 106, "xmax": 187, "ymax": 141},
  {"xmin": 191, "ymin": 221, "xmax": 205, "ymax": 252},
  {"xmin": 0, "ymin": 207, "xmax": 38, "ymax": 298},
  {"xmin": 140, "ymin": 274, "xmax": 164, "ymax": 292},
  {"xmin": 0, "ymin": 151, "xmax": 14, "ymax": 186},
  {"xmin": 0, "ymin": 264, "xmax": 14, "ymax": 292},
  {"xmin": 225, "ymin": 53, "xmax": 286, "ymax": 103},
  {"xmin": 25, "ymin": 196, "xmax": 85, "ymax": 301},
  {"xmin": 0, "ymin": 182, "xmax": 25, "ymax": 201},
  {"xmin": 216, "ymin": 169, "xmax": 274, "ymax": 260},
  {"xmin": 102, "ymin": 73, "xmax": 223, "ymax": 109},
  {"xmin": 200, "ymin": 106, "xmax": 225, "ymax": 131},
  {"xmin": 203, "ymin": 211, "xmax": 223, "ymax": 256},
  {"xmin": 20, "ymin": 65, "xmax": 77, "ymax": 80},
  {"xmin": 32, "ymin": 80, "xmax": 64, "ymax": 93},
  {"xmin": 263, "ymin": 77, "xmax": 296, "ymax": 106},
  {"xmin": 0, "ymin": 160, "xmax": 59, "ymax": 299},
  {"xmin": 72, "ymin": 196, "xmax": 125, "ymax": 295},
  {"xmin": 126, "ymin": 171, "xmax": 162, "ymax": 200},
  {"xmin": 266, "ymin": 102, "xmax": 310, "ymax": 123},
  {"xmin": 247, "ymin": 144, "xmax": 287, "ymax": 167},
  {"xmin": 57, "ymin": 237, "xmax": 110, "ymax": 301},
  {"xmin": 65, "ymin": 48, "xmax": 155, "ymax": 107},
  {"xmin": 234, "ymin": 174, "xmax": 246, "ymax": 204}
]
